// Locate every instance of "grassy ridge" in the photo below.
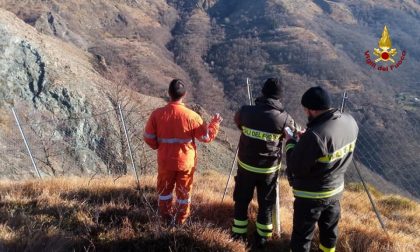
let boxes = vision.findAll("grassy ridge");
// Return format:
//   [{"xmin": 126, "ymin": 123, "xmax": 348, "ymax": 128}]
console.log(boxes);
[{"xmin": 0, "ymin": 171, "xmax": 418, "ymax": 251}]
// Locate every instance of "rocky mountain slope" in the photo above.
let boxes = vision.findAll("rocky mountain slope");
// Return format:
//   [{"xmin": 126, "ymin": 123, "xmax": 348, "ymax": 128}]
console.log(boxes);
[
  {"xmin": 0, "ymin": 7, "xmax": 233, "ymax": 179},
  {"xmin": 0, "ymin": 0, "xmax": 419, "ymax": 198}
]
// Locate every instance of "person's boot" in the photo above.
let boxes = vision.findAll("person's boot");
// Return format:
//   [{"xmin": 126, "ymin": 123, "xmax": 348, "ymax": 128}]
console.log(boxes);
[{"xmin": 254, "ymin": 233, "xmax": 268, "ymax": 249}]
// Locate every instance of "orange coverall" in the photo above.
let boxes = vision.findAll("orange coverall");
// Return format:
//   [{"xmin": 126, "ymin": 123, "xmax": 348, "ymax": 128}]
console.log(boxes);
[{"xmin": 144, "ymin": 101, "xmax": 220, "ymax": 224}]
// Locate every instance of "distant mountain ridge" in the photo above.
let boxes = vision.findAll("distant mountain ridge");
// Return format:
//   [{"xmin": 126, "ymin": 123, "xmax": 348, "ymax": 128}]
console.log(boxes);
[{"xmin": 0, "ymin": 0, "xmax": 419, "ymax": 198}]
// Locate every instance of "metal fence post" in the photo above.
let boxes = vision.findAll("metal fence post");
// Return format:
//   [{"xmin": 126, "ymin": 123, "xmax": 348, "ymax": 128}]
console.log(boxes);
[
  {"xmin": 11, "ymin": 107, "xmax": 42, "ymax": 179},
  {"xmin": 118, "ymin": 104, "xmax": 140, "ymax": 189},
  {"xmin": 246, "ymin": 77, "xmax": 253, "ymax": 104},
  {"xmin": 273, "ymin": 178, "xmax": 281, "ymax": 237},
  {"xmin": 340, "ymin": 91, "xmax": 348, "ymax": 113},
  {"xmin": 221, "ymin": 148, "xmax": 238, "ymax": 203},
  {"xmin": 353, "ymin": 157, "xmax": 389, "ymax": 235}
]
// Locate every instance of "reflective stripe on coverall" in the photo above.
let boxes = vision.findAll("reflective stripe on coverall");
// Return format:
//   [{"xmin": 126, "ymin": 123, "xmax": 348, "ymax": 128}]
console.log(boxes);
[{"xmin": 144, "ymin": 101, "xmax": 219, "ymax": 224}]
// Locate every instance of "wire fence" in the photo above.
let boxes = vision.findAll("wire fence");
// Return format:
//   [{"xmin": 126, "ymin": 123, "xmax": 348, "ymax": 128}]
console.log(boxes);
[
  {"xmin": 0, "ymin": 87, "xmax": 419, "ymax": 242},
  {"xmin": 280, "ymin": 79, "xmax": 420, "ymax": 201},
  {"xmin": 345, "ymin": 98, "xmax": 420, "ymax": 200},
  {"xmin": 0, "ymin": 100, "xmax": 156, "ymax": 181}
]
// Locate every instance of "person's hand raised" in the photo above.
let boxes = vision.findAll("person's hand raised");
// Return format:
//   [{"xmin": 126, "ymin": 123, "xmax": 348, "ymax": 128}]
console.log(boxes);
[{"xmin": 211, "ymin": 113, "xmax": 223, "ymax": 124}]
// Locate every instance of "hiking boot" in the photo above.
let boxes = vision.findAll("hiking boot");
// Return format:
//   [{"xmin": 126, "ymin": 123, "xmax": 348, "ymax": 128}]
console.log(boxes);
[{"xmin": 254, "ymin": 234, "xmax": 268, "ymax": 249}]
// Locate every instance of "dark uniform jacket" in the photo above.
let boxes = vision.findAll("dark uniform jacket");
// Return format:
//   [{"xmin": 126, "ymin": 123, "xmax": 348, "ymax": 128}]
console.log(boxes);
[
  {"xmin": 285, "ymin": 109, "xmax": 359, "ymax": 199},
  {"xmin": 234, "ymin": 97, "xmax": 295, "ymax": 174}
]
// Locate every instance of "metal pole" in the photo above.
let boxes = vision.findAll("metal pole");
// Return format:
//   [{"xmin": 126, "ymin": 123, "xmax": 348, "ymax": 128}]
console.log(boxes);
[
  {"xmin": 340, "ymin": 91, "xmax": 348, "ymax": 113},
  {"xmin": 273, "ymin": 174, "xmax": 281, "ymax": 236},
  {"xmin": 353, "ymin": 158, "xmax": 388, "ymax": 234},
  {"xmin": 272, "ymin": 81, "xmax": 286, "ymax": 237},
  {"xmin": 246, "ymin": 78, "xmax": 253, "ymax": 105},
  {"xmin": 341, "ymin": 92, "xmax": 388, "ymax": 235},
  {"xmin": 221, "ymin": 147, "xmax": 238, "ymax": 203},
  {"xmin": 221, "ymin": 78, "xmax": 253, "ymax": 203},
  {"xmin": 118, "ymin": 104, "xmax": 140, "ymax": 189},
  {"xmin": 11, "ymin": 107, "xmax": 42, "ymax": 179}
]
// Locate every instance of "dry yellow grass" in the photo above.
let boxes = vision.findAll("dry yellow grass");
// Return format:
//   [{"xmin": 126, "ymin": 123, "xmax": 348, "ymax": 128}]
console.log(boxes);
[{"xmin": 0, "ymin": 171, "xmax": 419, "ymax": 251}]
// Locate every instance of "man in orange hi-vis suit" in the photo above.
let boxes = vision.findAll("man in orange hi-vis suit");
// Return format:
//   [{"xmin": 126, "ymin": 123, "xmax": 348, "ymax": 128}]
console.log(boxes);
[{"xmin": 144, "ymin": 79, "xmax": 223, "ymax": 225}]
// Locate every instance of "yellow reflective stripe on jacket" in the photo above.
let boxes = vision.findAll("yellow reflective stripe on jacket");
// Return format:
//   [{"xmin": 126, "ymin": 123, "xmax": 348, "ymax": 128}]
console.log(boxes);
[
  {"xmin": 319, "ymin": 244, "xmax": 336, "ymax": 252},
  {"xmin": 318, "ymin": 140, "xmax": 356, "ymax": 163},
  {"xmin": 242, "ymin": 126, "xmax": 282, "ymax": 142},
  {"xmin": 293, "ymin": 184, "xmax": 344, "ymax": 199},
  {"xmin": 285, "ymin": 143, "xmax": 295, "ymax": 152},
  {"xmin": 238, "ymin": 159, "xmax": 280, "ymax": 174}
]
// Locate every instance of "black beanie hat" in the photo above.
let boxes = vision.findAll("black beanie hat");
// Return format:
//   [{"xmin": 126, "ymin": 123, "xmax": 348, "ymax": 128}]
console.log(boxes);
[
  {"xmin": 301, "ymin": 86, "xmax": 331, "ymax": 110},
  {"xmin": 169, "ymin": 79, "xmax": 186, "ymax": 100},
  {"xmin": 262, "ymin": 78, "xmax": 283, "ymax": 99}
]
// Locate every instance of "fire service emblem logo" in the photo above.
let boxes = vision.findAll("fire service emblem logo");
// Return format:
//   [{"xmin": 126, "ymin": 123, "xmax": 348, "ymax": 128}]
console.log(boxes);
[
  {"xmin": 364, "ymin": 26, "xmax": 406, "ymax": 72},
  {"xmin": 373, "ymin": 26, "xmax": 397, "ymax": 63}
]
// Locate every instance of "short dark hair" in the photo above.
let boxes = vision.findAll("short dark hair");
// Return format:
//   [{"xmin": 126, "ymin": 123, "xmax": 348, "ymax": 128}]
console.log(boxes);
[{"xmin": 169, "ymin": 79, "xmax": 186, "ymax": 101}]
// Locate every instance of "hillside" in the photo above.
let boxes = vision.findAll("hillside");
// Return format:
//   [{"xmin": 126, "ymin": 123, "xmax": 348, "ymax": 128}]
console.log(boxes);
[
  {"xmin": 0, "ymin": 0, "xmax": 419, "ymax": 198},
  {"xmin": 0, "ymin": 173, "xmax": 419, "ymax": 251},
  {"xmin": 0, "ymin": 2, "xmax": 419, "ymax": 251},
  {"xmin": 0, "ymin": 7, "xmax": 233, "ymax": 179}
]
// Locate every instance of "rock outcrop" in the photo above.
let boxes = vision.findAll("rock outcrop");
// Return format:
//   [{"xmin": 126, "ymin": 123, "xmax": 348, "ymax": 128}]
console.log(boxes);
[{"xmin": 0, "ymin": 9, "xmax": 137, "ymax": 178}]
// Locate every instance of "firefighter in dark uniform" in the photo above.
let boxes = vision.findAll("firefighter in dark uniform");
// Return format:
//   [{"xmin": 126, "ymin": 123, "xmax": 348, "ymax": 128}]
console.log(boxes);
[
  {"xmin": 231, "ymin": 78, "xmax": 295, "ymax": 247},
  {"xmin": 284, "ymin": 86, "xmax": 359, "ymax": 252}
]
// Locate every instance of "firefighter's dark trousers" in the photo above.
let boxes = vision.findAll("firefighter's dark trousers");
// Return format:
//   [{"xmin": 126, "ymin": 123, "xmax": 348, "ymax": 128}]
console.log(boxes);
[
  {"xmin": 232, "ymin": 167, "xmax": 279, "ymax": 238},
  {"xmin": 290, "ymin": 197, "xmax": 341, "ymax": 252}
]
